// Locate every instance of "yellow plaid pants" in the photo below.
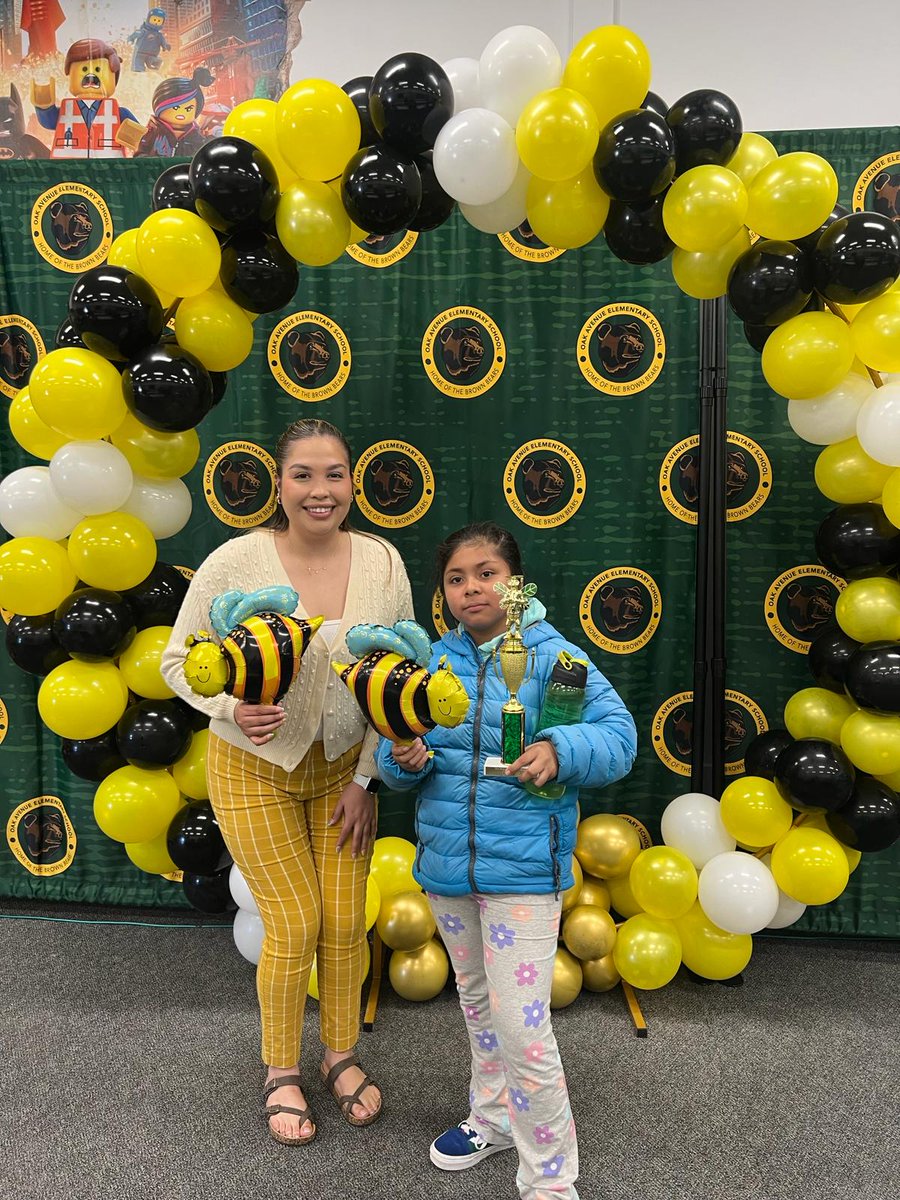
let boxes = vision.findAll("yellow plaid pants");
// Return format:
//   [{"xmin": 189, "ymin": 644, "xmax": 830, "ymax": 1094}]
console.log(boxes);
[{"xmin": 207, "ymin": 734, "xmax": 370, "ymax": 1068}]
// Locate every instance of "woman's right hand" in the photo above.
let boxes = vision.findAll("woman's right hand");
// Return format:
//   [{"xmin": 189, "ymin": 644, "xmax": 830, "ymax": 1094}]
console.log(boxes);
[
  {"xmin": 235, "ymin": 700, "xmax": 285, "ymax": 745},
  {"xmin": 391, "ymin": 738, "xmax": 429, "ymax": 772}
]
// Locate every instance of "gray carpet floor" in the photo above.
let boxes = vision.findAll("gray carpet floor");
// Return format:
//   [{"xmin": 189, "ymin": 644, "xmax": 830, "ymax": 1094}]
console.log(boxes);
[{"xmin": 0, "ymin": 900, "xmax": 896, "ymax": 1200}]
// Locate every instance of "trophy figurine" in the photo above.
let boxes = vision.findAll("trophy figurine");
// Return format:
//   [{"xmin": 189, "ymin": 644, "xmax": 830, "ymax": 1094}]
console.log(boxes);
[{"xmin": 483, "ymin": 575, "xmax": 537, "ymax": 778}]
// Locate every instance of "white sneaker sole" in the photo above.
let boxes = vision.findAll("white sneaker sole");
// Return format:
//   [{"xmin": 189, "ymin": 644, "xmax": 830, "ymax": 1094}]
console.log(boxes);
[{"xmin": 429, "ymin": 1140, "xmax": 514, "ymax": 1172}]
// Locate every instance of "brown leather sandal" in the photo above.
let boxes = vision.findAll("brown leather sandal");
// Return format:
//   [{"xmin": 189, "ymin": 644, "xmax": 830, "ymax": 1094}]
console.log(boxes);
[
  {"xmin": 320, "ymin": 1053, "xmax": 382, "ymax": 1127},
  {"xmin": 264, "ymin": 1074, "xmax": 316, "ymax": 1146}
]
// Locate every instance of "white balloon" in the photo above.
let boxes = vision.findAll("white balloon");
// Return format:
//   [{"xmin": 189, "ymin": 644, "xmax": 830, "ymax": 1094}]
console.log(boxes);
[
  {"xmin": 233, "ymin": 908, "xmax": 264, "ymax": 965},
  {"xmin": 442, "ymin": 56, "xmax": 480, "ymax": 114},
  {"xmin": 660, "ymin": 792, "xmax": 736, "ymax": 869},
  {"xmin": 479, "ymin": 25, "xmax": 562, "ymax": 127},
  {"xmin": 49, "ymin": 439, "xmax": 133, "ymax": 515},
  {"xmin": 698, "ymin": 851, "xmax": 780, "ymax": 935},
  {"xmin": 459, "ymin": 160, "xmax": 531, "ymax": 234},
  {"xmin": 787, "ymin": 374, "xmax": 873, "ymax": 445},
  {"xmin": 761, "ymin": 853, "xmax": 807, "ymax": 929},
  {"xmin": 0, "ymin": 465, "xmax": 81, "ymax": 539},
  {"xmin": 228, "ymin": 863, "xmax": 259, "ymax": 916},
  {"xmin": 856, "ymin": 381, "xmax": 900, "ymax": 466},
  {"xmin": 119, "ymin": 474, "xmax": 192, "ymax": 539},
  {"xmin": 433, "ymin": 108, "xmax": 518, "ymax": 206}
]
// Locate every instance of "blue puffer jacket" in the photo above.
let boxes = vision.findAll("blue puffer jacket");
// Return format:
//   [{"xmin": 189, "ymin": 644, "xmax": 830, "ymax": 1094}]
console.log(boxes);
[{"xmin": 375, "ymin": 619, "xmax": 637, "ymax": 897}]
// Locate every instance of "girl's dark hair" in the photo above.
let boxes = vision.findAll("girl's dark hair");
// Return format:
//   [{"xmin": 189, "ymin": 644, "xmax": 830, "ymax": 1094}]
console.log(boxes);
[
  {"xmin": 152, "ymin": 68, "xmax": 214, "ymax": 117},
  {"xmin": 434, "ymin": 522, "xmax": 523, "ymax": 587},
  {"xmin": 264, "ymin": 418, "xmax": 353, "ymax": 533}
]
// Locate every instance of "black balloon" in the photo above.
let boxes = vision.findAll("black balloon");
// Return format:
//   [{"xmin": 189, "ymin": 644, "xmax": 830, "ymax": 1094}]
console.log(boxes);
[
  {"xmin": 815, "ymin": 503, "xmax": 900, "ymax": 579},
  {"xmin": 407, "ymin": 150, "xmax": 455, "ymax": 232},
  {"xmin": 117, "ymin": 699, "xmax": 193, "ymax": 770},
  {"xmin": 827, "ymin": 776, "xmax": 900, "ymax": 852},
  {"xmin": 6, "ymin": 612, "xmax": 69, "ymax": 676},
  {"xmin": 666, "ymin": 89, "xmax": 742, "ymax": 173},
  {"xmin": 603, "ymin": 194, "xmax": 674, "ymax": 264},
  {"xmin": 182, "ymin": 868, "xmax": 237, "ymax": 915},
  {"xmin": 54, "ymin": 316, "xmax": 88, "ymax": 351},
  {"xmin": 123, "ymin": 562, "xmax": 189, "ymax": 630},
  {"xmin": 812, "ymin": 211, "xmax": 900, "ymax": 305},
  {"xmin": 61, "ymin": 727, "xmax": 126, "ymax": 781},
  {"xmin": 807, "ymin": 625, "xmax": 860, "ymax": 692},
  {"xmin": 68, "ymin": 266, "xmax": 164, "ymax": 362},
  {"xmin": 593, "ymin": 108, "xmax": 676, "ymax": 203},
  {"xmin": 744, "ymin": 291, "xmax": 822, "ymax": 351},
  {"xmin": 342, "ymin": 143, "xmax": 423, "ymax": 236},
  {"xmin": 641, "ymin": 91, "xmax": 669, "ymax": 120},
  {"xmin": 844, "ymin": 642, "xmax": 900, "ymax": 713},
  {"xmin": 744, "ymin": 728, "xmax": 794, "ymax": 780},
  {"xmin": 210, "ymin": 370, "xmax": 228, "ymax": 406},
  {"xmin": 170, "ymin": 694, "xmax": 211, "ymax": 732},
  {"xmin": 219, "ymin": 230, "xmax": 299, "ymax": 314},
  {"xmin": 167, "ymin": 800, "xmax": 230, "ymax": 875},
  {"xmin": 727, "ymin": 240, "xmax": 813, "ymax": 326},
  {"xmin": 189, "ymin": 136, "xmax": 280, "ymax": 233},
  {"xmin": 342, "ymin": 75, "xmax": 380, "ymax": 148},
  {"xmin": 53, "ymin": 588, "xmax": 136, "ymax": 661},
  {"xmin": 152, "ymin": 163, "xmax": 197, "ymax": 213},
  {"xmin": 774, "ymin": 738, "xmax": 856, "ymax": 813},
  {"xmin": 123, "ymin": 342, "xmax": 214, "ymax": 433},
  {"xmin": 793, "ymin": 203, "xmax": 849, "ymax": 259},
  {"xmin": 369, "ymin": 53, "xmax": 453, "ymax": 155}
]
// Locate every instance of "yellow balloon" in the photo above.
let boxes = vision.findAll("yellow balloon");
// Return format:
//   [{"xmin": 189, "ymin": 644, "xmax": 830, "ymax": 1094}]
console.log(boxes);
[
  {"xmin": 8, "ymin": 387, "xmax": 69, "ymax": 460},
  {"xmin": 526, "ymin": 167, "xmax": 610, "ymax": 250},
  {"xmin": 581, "ymin": 950, "xmax": 620, "ymax": 992},
  {"xmin": 516, "ymin": 87, "xmax": 600, "ymax": 182},
  {"xmin": 719, "ymin": 776, "xmax": 795, "ymax": 845},
  {"xmin": 881, "ymin": 468, "xmax": 900, "ymax": 528},
  {"xmin": 671, "ymin": 228, "xmax": 752, "ymax": 300},
  {"xmin": 746, "ymin": 152, "xmax": 839, "ymax": 240},
  {"xmin": 110, "ymin": 412, "xmax": 200, "ymax": 480},
  {"xmin": 388, "ymin": 938, "xmax": 448, "ymax": 1001},
  {"xmin": 365, "ymin": 875, "xmax": 381, "ymax": 932},
  {"xmin": 562, "ymin": 903, "xmax": 617, "ymax": 960},
  {"xmin": 606, "ymin": 872, "xmax": 644, "ymax": 918},
  {"xmin": 173, "ymin": 291, "xmax": 254, "ymax": 371},
  {"xmin": 550, "ymin": 946, "xmax": 584, "ymax": 1008},
  {"xmin": 562, "ymin": 25, "xmax": 651, "ymax": 129},
  {"xmin": 575, "ymin": 813, "xmax": 641, "ymax": 878},
  {"xmin": 762, "ymin": 312, "xmax": 854, "ymax": 400},
  {"xmin": 376, "ymin": 889, "xmax": 436, "ymax": 952},
  {"xmin": 29, "ymin": 348, "xmax": 126, "ymax": 440},
  {"xmin": 326, "ymin": 177, "xmax": 369, "ymax": 245},
  {"xmin": 784, "ymin": 687, "xmax": 855, "ymax": 744},
  {"xmin": 94, "ymin": 765, "xmax": 183, "ymax": 844},
  {"xmin": 224, "ymin": 99, "xmax": 297, "ymax": 190},
  {"xmin": 370, "ymin": 836, "xmax": 417, "ymax": 898},
  {"xmin": 662, "ymin": 165, "xmax": 748, "ymax": 252},
  {"xmin": 108, "ymin": 228, "xmax": 175, "ymax": 307},
  {"xmin": 171, "ymin": 729, "xmax": 210, "ymax": 799},
  {"xmin": 725, "ymin": 132, "xmax": 778, "ymax": 187},
  {"xmin": 118, "ymin": 625, "xmax": 175, "ymax": 700},
  {"xmin": 629, "ymin": 845, "xmax": 698, "ymax": 919},
  {"xmin": 850, "ymin": 291, "xmax": 900, "ymax": 373},
  {"xmin": 126, "ymin": 828, "xmax": 180, "ymax": 874},
  {"xmin": 561, "ymin": 854, "xmax": 583, "ymax": 913},
  {"xmin": 612, "ymin": 913, "xmax": 682, "ymax": 990},
  {"xmin": 136, "ymin": 209, "xmax": 222, "ymax": 299},
  {"xmin": 68, "ymin": 513, "xmax": 157, "ymax": 592},
  {"xmin": 275, "ymin": 180, "xmax": 351, "ymax": 267},
  {"xmin": 674, "ymin": 901, "xmax": 753, "ymax": 980},
  {"xmin": 0, "ymin": 536, "xmax": 77, "ymax": 616},
  {"xmin": 277, "ymin": 78, "xmax": 361, "ymax": 182},
  {"xmin": 578, "ymin": 875, "xmax": 611, "ymax": 909},
  {"xmin": 836, "ymin": 576, "xmax": 900, "ymax": 642},
  {"xmin": 38, "ymin": 659, "xmax": 129, "ymax": 739},
  {"xmin": 840, "ymin": 709, "xmax": 900, "ymax": 776},
  {"xmin": 769, "ymin": 826, "xmax": 849, "ymax": 905},
  {"xmin": 814, "ymin": 437, "xmax": 893, "ymax": 504},
  {"xmin": 798, "ymin": 813, "xmax": 862, "ymax": 873}
]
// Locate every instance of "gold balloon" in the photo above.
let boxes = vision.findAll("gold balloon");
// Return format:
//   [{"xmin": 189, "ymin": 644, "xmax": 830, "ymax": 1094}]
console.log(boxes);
[
  {"xmin": 581, "ymin": 951, "xmax": 621, "ymax": 992},
  {"xmin": 388, "ymin": 938, "xmax": 449, "ymax": 1002},
  {"xmin": 606, "ymin": 871, "xmax": 644, "ymax": 918},
  {"xmin": 550, "ymin": 946, "xmax": 583, "ymax": 1009},
  {"xmin": 561, "ymin": 855, "xmax": 583, "ymax": 913},
  {"xmin": 579, "ymin": 875, "xmax": 611, "ymax": 909},
  {"xmin": 836, "ymin": 577, "xmax": 900, "ymax": 643},
  {"xmin": 376, "ymin": 889, "xmax": 436, "ymax": 952},
  {"xmin": 784, "ymin": 686, "xmax": 855, "ymax": 744},
  {"xmin": 575, "ymin": 813, "xmax": 641, "ymax": 878},
  {"xmin": 562, "ymin": 903, "xmax": 617, "ymax": 961}
]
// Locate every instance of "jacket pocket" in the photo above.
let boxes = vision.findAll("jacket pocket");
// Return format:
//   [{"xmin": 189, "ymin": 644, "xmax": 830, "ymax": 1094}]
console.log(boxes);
[{"xmin": 548, "ymin": 814, "xmax": 561, "ymax": 894}]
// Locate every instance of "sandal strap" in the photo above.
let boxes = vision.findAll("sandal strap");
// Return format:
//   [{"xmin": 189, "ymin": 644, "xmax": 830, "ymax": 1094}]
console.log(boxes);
[
  {"xmin": 338, "ymin": 1074, "xmax": 379, "ymax": 1112},
  {"xmin": 265, "ymin": 1103, "xmax": 312, "ymax": 1121},
  {"xmin": 264, "ymin": 1073, "xmax": 304, "ymax": 1099},
  {"xmin": 323, "ymin": 1053, "xmax": 359, "ymax": 1092}
]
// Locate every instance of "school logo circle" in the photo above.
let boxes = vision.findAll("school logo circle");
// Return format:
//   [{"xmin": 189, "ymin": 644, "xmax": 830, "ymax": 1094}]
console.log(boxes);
[
  {"xmin": 422, "ymin": 306, "xmax": 506, "ymax": 399},
  {"xmin": 503, "ymin": 439, "xmax": 586, "ymax": 528},
  {"xmin": 498, "ymin": 220, "xmax": 566, "ymax": 262},
  {"xmin": 0, "ymin": 696, "xmax": 7, "ymax": 745},
  {"xmin": 580, "ymin": 568, "xmax": 662, "ymax": 654},
  {"xmin": 268, "ymin": 311, "xmax": 351, "ymax": 403},
  {"xmin": 854, "ymin": 152, "xmax": 900, "ymax": 219},
  {"xmin": 7, "ymin": 796, "xmax": 76, "ymax": 876},
  {"xmin": 204, "ymin": 441, "xmax": 277, "ymax": 528},
  {"xmin": 432, "ymin": 587, "xmax": 451, "ymax": 637},
  {"xmin": 577, "ymin": 303, "xmax": 665, "ymax": 396},
  {"xmin": 354, "ymin": 441, "xmax": 434, "ymax": 528},
  {"xmin": 346, "ymin": 229, "xmax": 418, "ymax": 268},
  {"xmin": 31, "ymin": 183, "xmax": 113, "ymax": 272},
  {"xmin": 765, "ymin": 565, "xmax": 845, "ymax": 654},
  {"xmin": 659, "ymin": 432, "xmax": 772, "ymax": 524},
  {"xmin": 0, "ymin": 315, "xmax": 44, "ymax": 400},
  {"xmin": 652, "ymin": 690, "xmax": 767, "ymax": 777}
]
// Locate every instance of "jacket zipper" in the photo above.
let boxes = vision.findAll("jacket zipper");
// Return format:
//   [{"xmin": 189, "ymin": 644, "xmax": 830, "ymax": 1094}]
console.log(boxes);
[
  {"xmin": 414, "ymin": 802, "xmax": 423, "ymax": 875},
  {"xmin": 467, "ymin": 658, "xmax": 489, "ymax": 894},
  {"xmin": 549, "ymin": 813, "xmax": 561, "ymax": 898}
]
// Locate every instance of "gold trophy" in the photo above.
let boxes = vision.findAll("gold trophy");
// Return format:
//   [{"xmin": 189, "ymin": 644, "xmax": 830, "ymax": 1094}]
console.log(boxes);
[{"xmin": 483, "ymin": 576, "xmax": 537, "ymax": 778}]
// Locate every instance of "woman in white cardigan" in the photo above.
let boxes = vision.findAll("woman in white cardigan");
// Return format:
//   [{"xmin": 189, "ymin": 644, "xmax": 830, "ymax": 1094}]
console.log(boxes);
[{"xmin": 161, "ymin": 418, "xmax": 414, "ymax": 1146}]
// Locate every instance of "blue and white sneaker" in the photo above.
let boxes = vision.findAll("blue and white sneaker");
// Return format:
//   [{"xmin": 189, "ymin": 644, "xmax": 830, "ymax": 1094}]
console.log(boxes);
[{"xmin": 429, "ymin": 1120, "xmax": 513, "ymax": 1171}]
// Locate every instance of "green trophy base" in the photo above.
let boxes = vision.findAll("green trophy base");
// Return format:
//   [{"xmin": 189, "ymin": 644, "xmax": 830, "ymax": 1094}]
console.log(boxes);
[{"xmin": 484, "ymin": 707, "xmax": 525, "ymax": 777}]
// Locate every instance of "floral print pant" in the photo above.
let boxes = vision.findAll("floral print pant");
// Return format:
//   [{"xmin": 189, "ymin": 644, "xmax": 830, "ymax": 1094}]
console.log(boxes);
[{"xmin": 428, "ymin": 891, "xmax": 579, "ymax": 1200}]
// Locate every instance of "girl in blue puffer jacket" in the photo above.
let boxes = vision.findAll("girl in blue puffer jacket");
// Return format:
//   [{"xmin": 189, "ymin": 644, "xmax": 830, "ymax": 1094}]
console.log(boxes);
[{"xmin": 376, "ymin": 522, "xmax": 637, "ymax": 1200}]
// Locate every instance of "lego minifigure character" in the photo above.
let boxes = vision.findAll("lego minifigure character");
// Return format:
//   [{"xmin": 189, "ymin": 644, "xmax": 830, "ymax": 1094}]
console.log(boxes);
[
  {"xmin": 127, "ymin": 8, "xmax": 171, "ymax": 73},
  {"xmin": 135, "ymin": 68, "xmax": 215, "ymax": 158}
]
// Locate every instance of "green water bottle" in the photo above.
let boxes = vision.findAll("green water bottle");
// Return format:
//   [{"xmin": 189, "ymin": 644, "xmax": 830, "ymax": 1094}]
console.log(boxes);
[{"xmin": 525, "ymin": 651, "xmax": 588, "ymax": 800}]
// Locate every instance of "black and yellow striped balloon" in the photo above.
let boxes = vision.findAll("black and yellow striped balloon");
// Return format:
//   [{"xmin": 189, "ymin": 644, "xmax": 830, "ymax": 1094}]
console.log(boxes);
[
  {"xmin": 335, "ymin": 650, "xmax": 434, "ymax": 741},
  {"xmin": 222, "ymin": 613, "xmax": 322, "ymax": 705}
]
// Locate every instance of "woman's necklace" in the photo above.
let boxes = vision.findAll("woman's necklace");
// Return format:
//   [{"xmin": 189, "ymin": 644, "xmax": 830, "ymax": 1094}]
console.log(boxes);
[{"xmin": 305, "ymin": 562, "xmax": 330, "ymax": 575}]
